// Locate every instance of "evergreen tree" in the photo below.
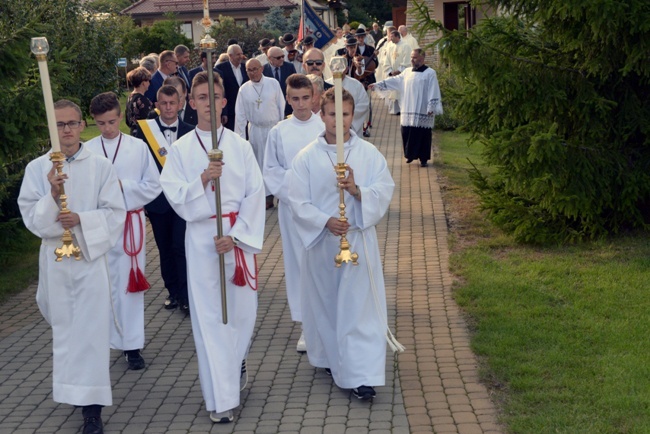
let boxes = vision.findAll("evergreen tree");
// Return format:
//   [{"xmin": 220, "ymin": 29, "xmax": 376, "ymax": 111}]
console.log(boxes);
[
  {"xmin": 263, "ymin": 6, "xmax": 289, "ymax": 34},
  {"xmin": 413, "ymin": 0, "xmax": 650, "ymax": 243}
]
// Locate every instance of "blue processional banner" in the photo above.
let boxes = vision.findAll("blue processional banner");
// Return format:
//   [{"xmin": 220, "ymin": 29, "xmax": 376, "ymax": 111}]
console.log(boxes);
[{"xmin": 299, "ymin": 0, "xmax": 336, "ymax": 50}]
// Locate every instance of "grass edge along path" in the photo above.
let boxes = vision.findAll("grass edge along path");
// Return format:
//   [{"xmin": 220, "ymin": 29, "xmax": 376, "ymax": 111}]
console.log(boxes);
[{"xmin": 436, "ymin": 130, "xmax": 650, "ymax": 434}]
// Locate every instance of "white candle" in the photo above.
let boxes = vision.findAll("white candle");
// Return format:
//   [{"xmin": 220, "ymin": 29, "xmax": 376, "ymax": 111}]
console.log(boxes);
[
  {"xmin": 334, "ymin": 75, "xmax": 345, "ymax": 164},
  {"xmin": 203, "ymin": 0, "xmax": 209, "ymax": 19},
  {"xmin": 35, "ymin": 56, "xmax": 61, "ymax": 153}
]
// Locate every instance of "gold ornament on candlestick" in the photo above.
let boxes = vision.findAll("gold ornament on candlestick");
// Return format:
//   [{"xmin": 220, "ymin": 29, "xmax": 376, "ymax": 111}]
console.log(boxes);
[
  {"xmin": 201, "ymin": 3, "xmax": 228, "ymax": 324},
  {"xmin": 330, "ymin": 56, "xmax": 358, "ymax": 267},
  {"xmin": 31, "ymin": 37, "xmax": 82, "ymax": 262}
]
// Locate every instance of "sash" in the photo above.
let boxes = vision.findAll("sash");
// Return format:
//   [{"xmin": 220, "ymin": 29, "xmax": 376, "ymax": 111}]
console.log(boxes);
[{"xmin": 137, "ymin": 119, "xmax": 169, "ymax": 167}]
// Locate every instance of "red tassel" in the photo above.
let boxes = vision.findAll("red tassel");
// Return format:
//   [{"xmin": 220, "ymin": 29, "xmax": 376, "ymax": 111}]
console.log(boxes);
[
  {"xmin": 231, "ymin": 264, "xmax": 246, "ymax": 287},
  {"xmin": 135, "ymin": 267, "xmax": 151, "ymax": 291},
  {"xmin": 127, "ymin": 269, "xmax": 137, "ymax": 293}
]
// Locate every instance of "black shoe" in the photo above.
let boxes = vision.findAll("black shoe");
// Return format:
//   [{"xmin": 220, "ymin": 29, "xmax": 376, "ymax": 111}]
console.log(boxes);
[
  {"xmin": 164, "ymin": 296, "xmax": 178, "ymax": 310},
  {"xmin": 406, "ymin": 159, "xmax": 414, "ymax": 164},
  {"xmin": 179, "ymin": 301, "xmax": 190, "ymax": 314},
  {"xmin": 124, "ymin": 350, "xmax": 145, "ymax": 370},
  {"xmin": 352, "ymin": 385, "xmax": 376, "ymax": 400},
  {"xmin": 363, "ymin": 130, "xmax": 370, "ymax": 137},
  {"xmin": 82, "ymin": 417, "xmax": 103, "ymax": 434},
  {"xmin": 324, "ymin": 368, "xmax": 332, "ymax": 376},
  {"xmin": 420, "ymin": 162, "xmax": 428, "ymax": 167}
]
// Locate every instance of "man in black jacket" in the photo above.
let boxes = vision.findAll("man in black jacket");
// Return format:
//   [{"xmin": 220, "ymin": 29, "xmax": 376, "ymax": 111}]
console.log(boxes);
[
  {"xmin": 215, "ymin": 44, "xmax": 249, "ymax": 131},
  {"xmin": 263, "ymin": 46, "xmax": 297, "ymax": 116}
]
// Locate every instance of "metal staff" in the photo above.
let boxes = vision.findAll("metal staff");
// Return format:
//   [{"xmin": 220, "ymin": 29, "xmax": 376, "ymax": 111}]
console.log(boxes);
[
  {"xmin": 31, "ymin": 37, "xmax": 82, "ymax": 262},
  {"xmin": 200, "ymin": 4, "xmax": 228, "ymax": 324}
]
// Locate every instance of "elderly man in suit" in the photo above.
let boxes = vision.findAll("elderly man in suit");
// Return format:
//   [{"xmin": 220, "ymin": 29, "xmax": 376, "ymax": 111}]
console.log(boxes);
[
  {"xmin": 144, "ymin": 50, "xmax": 178, "ymax": 104},
  {"xmin": 215, "ymin": 44, "xmax": 249, "ymax": 131},
  {"xmin": 263, "ymin": 46, "xmax": 297, "ymax": 116}
]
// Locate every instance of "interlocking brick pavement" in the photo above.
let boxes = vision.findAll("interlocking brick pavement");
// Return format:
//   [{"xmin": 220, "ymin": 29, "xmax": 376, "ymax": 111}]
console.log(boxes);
[{"xmin": 0, "ymin": 94, "xmax": 502, "ymax": 433}]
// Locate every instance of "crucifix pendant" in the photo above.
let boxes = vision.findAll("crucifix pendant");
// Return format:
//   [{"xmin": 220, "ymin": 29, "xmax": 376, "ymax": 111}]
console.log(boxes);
[{"xmin": 256, "ymin": 98, "xmax": 262, "ymax": 109}]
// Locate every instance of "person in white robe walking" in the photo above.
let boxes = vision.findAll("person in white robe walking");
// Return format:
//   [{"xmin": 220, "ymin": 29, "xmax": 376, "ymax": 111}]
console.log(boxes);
[
  {"xmin": 326, "ymin": 71, "xmax": 369, "ymax": 137},
  {"xmin": 86, "ymin": 92, "xmax": 161, "ymax": 370},
  {"xmin": 288, "ymin": 88, "xmax": 397, "ymax": 401},
  {"xmin": 263, "ymin": 74, "xmax": 325, "ymax": 352},
  {"xmin": 235, "ymin": 58, "xmax": 285, "ymax": 208},
  {"xmin": 383, "ymin": 30, "xmax": 411, "ymax": 114},
  {"xmin": 18, "ymin": 99, "xmax": 126, "ymax": 434},
  {"xmin": 160, "ymin": 71, "xmax": 265, "ymax": 424}
]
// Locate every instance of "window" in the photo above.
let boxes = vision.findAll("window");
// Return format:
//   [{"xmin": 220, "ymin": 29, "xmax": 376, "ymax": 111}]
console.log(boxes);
[
  {"xmin": 235, "ymin": 18, "xmax": 248, "ymax": 27},
  {"xmin": 180, "ymin": 22, "xmax": 193, "ymax": 40}
]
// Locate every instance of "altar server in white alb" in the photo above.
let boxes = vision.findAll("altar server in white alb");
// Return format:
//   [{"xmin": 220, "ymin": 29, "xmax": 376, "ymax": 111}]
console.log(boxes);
[
  {"xmin": 382, "ymin": 30, "xmax": 411, "ymax": 114},
  {"xmin": 326, "ymin": 65, "xmax": 369, "ymax": 137},
  {"xmin": 86, "ymin": 92, "xmax": 161, "ymax": 370},
  {"xmin": 160, "ymin": 71, "xmax": 265, "ymax": 424},
  {"xmin": 371, "ymin": 48, "xmax": 443, "ymax": 167},
  {"xmin": 288, "ymin": 88, "xmax": 399, "ymax": 401},
  {"xmin": 263, "ymin": 74, "xmax": 325, "ymax": 352},
  {"xmin": 235, "ymin": 58, "xmax": 285, "ymax": 209},
  {"xmin": 18, "ymin": 99, "xmax": 126, "ymax": 434}
]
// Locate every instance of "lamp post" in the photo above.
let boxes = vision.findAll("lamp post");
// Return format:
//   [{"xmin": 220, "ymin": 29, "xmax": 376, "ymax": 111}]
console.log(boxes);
[
  {"xmin": 31, "ymin": 37, "xmax": 82, "ymax": 262},
  {"xmin": 330, "ymin": 56, "xmax": 358, "ymax": 267}
]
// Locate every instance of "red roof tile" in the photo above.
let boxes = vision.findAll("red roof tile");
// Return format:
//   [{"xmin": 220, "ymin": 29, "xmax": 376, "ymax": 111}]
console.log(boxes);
[{"xmin": 123, "ymin": 0, "xmax": 300, "ymax": 16}]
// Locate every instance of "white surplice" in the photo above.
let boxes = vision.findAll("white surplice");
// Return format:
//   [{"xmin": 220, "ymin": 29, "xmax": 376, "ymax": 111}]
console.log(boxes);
[
  {"xmin": 325, "ymin": 76, "xmax": 370, "ymax": 137},
  {"xmin": 159, "ymin": 126, "xmax": 265, "ymax": 413},
  {"xmin": 288, "ymin": 131, "xmax": 395, "ymax": 389},
  {"xmin": 86, "ymin": 133, "xmax": 161, "ymax": 351},
  {"xmin": 263, "ymin": 113, "xmax": 325, "ymax": 322},
  {"xmin": 383, "ymin": 40, "xmax": 411, "ymax": 113},
  {"xmin": 401, "ymin": 33, "xmax": 420, "ymax": 51},
  {"xmin": 18, "ymin": 146, "xmax": 126, "ymax": 407},
  {"xmin": 235, "ymin": 76, "xmax": 285, "ymax": 194},
  {"xmin": 374, "ymin": 66, "xmax": 444, "ymax": 128}
]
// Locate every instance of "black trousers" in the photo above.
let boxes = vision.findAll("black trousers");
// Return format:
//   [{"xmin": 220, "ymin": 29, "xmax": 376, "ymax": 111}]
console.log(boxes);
[
  {"xmin": 147, "ymin": 209, "xmax": 188, "ymax": 303},
  {"xmin": 401, "ymin": 125, "xmax": 432, "ymax": 163}
]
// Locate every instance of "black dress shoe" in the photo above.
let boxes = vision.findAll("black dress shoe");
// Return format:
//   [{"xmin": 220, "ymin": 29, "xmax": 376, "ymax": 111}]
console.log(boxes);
[
  {"xmin": 406, "ymin": 159, "xmax": 414, "ymax": 164},
  {"xmin": 124, "ymin": 350, "xmax": 145, "ymax": 370},
  {"xmin": 363, "ymin": 130, "xmax": 370, "ymax": 137},
  {"xmin": 179, "ymin": 302, "xmax": 190, "ymax": 314},
  {"xmin": 82, "ymin": 416, "xmax": 103, "ymax": 434},
  {"xmin": 420, "ymin": 162, "xmax": 428, "ymax": 167},
  {"xmin": 164, "ymin": 296, "xmax": 178, "ymax": 310}
]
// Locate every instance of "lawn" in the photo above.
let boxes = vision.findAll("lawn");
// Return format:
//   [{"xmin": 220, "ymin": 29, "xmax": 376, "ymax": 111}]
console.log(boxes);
[{"xmin": 436, "ymin": 131, "xmax": 650, "ymax": 434}]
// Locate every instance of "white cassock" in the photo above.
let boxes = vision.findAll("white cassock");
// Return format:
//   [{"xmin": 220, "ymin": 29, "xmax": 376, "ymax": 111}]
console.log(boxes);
[
  {"xmin": 325, "ymin": 76, "xmax": 369, "ymax": 137},
  {"xmin": 263, "ymin": 113, "xmax": 325, "ymax": 322},
  {"xmin": 374, "ymin": 37, "xmax": 391, "ymax": 82},
  {"xmin": 383, "ymin": 40, "xmax": 411, "ymax": 113},
  {"xmin": 288, "ymin": 132, "xmax": 395, "ymax": 389},
  {"xmin": 85, "ymin": 133, "xmax": 161, "ymax": 351},
  {"xmin": 18, "ymin": 146, "xmax": 125, "ymax": 407},
  {"xmin": 235, "ymin": 76, "xmax": 285, "ymax": 194},
  {"xmin": 160, "ymin": 126, "xmax": 265, "ymax": 413},
  {"xmin": 401, "ymin": 33, "xmax": 420, "ymax": 51}
]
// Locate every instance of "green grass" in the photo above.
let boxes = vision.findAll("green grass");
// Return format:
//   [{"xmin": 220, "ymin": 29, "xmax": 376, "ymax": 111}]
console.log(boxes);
[
  {"xmin": 0, "ymin": 226, "xmax": 41, "ymax": 303},
  {"xmin": 437, "ymin": 131, "xmax": 650, "ymax": 433}
]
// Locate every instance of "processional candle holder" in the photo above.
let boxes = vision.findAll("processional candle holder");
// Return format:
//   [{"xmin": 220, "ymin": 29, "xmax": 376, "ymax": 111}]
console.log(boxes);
[
  {"xmin": 201, "ymin": 0, "xmax": 228, "ymax": 324},
  {"xmin": 31, "ymin": 37, "xmax": 82, "ymax": 262},
  {"xmin": 330, "ymin": 56, "xmax": 359, "ymax": 267}
]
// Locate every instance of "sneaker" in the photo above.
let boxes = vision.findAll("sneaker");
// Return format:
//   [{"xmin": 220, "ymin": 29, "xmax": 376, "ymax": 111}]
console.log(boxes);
[
  {"xmin": 296, "ymin": 332, "xmax": 306, "ymax": 353},
  {"xmin": 164, "ymin": 296, "xmax": 178, "ymax": 310},
  {"xmin": 179, "ymin": 301, "xmax": 190, "ymax": 314},
  {"xmin": 82, "ymin": 417, "xmax": 103, "ymax": 434},
  {"xmin": 363, "ymin": 129, "xmax": 370, "ymax": 138},
  {"xmin": 352, "ymin": 385, "xmax": 376, "ymax": 400},
  {"xmin": 324, "ymin": 368, "xmax": 332, "ymax": 376},
  {"xmin": 210, "ymin": 409, "xmax": 234, "ymax": 423},
  {"xmin": 240, "ymin": 359, "xmax": 248, "ymax": 391},
  {"xmin": 124, "ymin": 350, "xmax": 145, "ymax": 370}
]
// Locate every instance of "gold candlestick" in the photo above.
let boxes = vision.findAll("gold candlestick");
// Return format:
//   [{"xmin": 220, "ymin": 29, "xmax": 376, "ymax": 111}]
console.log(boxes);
[
  {"xmin": 330, "ymin": 56, "xmax": 358, "ymax": 267},
  {"xmin": 31, "ymin": 37, "xmax": 82, "ymax": 261}
]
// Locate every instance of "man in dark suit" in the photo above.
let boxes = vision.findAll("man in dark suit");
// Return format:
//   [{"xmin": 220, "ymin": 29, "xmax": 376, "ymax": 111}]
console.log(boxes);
[
  {"xmin": 188, "ymin": 52, "xmax": 222, "ymax": 85},
  {"xmin": 163, "ymin": 76, "xmax": 198, "ymax": 127},
  {"xmin": 144, "ymin": 50, "xmax": 178, "ymax": 104},
  {"xmin": 302, "ymin": 48, "xmax": 333, "ymax": 91},
  {"xmin": 174, "ymin": 44, "xmax": 192, "ymax": 91},
  {"xmin": 263, "ymin": 46, "xmax": 297, "ymax": 116},
  {"xmin": 215, "ymin": 44, "xmax": 248, "ymax": 131},
  {"xmin": 136, "ymin": 85, "xmax": 193, "ymax": 313},
  {"xmin": 369, "ymin": 22, "xmax": 383, "ymax": 47}
]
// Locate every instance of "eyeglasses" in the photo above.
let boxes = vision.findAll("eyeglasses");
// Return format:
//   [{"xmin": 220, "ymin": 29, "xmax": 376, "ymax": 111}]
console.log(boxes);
[
  {"xmin": 305, "ymin": 60, "xmax": 324, "ymax": 66},
  {"xmin": 56, "ymin": 121, "xmax": 83, "ymax": 130},
  {"xmin": 272, "ymin": 56, "xmax": 284, "ymax": 60}
]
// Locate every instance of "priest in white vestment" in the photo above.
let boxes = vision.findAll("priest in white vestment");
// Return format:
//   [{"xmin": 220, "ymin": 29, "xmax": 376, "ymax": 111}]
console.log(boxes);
[
  {"xmin": 18, "ymin": 100, "xmax": 125, "ymax": 433},
  {"xmin": 398, "ymin": 25, "xmax": 420, "ymax": 51},
  {"xmin": 383, "ymin": 31, "xmax": 411, "ymax": 114},
  {"xmin": 263, "ymin": 75, "xmax": 325, "ymax": 352},
  {"xmin": 326, "ymin": 72, "xmax": 369, "ymax": 137},
  {"xmin": 160, "ymin": 72, "xmax": 265, "ymax": 424},
  {"xmin": 288, "ymin": 89, "xmax": 395, "ymax": 401},
  {"xmin": 86, "ymin": 92, "xmax": 161, "ymax": 370},
  {"xmin": 235, "ymin": 58, "xmax": 285, "ymax": 200},
  {"xmin": 372, "ymin": 48, "xmax": 443, "ymax": 167}
]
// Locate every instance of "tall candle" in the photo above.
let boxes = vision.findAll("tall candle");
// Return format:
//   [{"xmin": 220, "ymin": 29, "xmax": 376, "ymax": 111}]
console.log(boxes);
[
  {"xmin": 334, "ymin": 77, "xmax": 344, "ymax": 163},
  {"xmin": 31, "ymin": 37, "xmax": 61, "ymax": 153}
]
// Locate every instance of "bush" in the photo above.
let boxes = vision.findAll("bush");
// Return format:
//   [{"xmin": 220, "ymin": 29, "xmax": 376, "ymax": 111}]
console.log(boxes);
[
  {"xmin": 209, "ymin": 16, "xmax": 277, "ymax": 58},
  {"xmin": 434, "ymin": 65, "xmax": 463, "ymax": 131}
]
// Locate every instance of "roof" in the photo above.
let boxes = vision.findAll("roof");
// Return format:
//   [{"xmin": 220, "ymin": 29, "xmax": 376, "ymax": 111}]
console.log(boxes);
[{"xmin": 122, "ymin": 0, "xmax": 301, "ymax": 16}]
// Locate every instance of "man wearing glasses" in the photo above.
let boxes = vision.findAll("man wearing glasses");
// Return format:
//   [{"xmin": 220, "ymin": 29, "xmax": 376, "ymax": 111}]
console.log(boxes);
[
  {"xmin": 263, "ymin": 46, "xmax": 297, "ymax": 116},
  {"xmin": 144, "ymin": 50, "xmax": 179, "ymax": 104},
  {"xmin": 302, "ymin": 48, "xmax": 333, "ymax": 91},
  {"xmin": 18, "ymin": 99, "xmax": 126, "ymax": 434}
]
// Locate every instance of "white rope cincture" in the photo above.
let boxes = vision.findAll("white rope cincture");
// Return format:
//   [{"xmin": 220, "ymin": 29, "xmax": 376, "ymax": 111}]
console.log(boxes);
[{"xmin": 361, "ymin": 229, "xmax": 405, "ymax": 354}]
